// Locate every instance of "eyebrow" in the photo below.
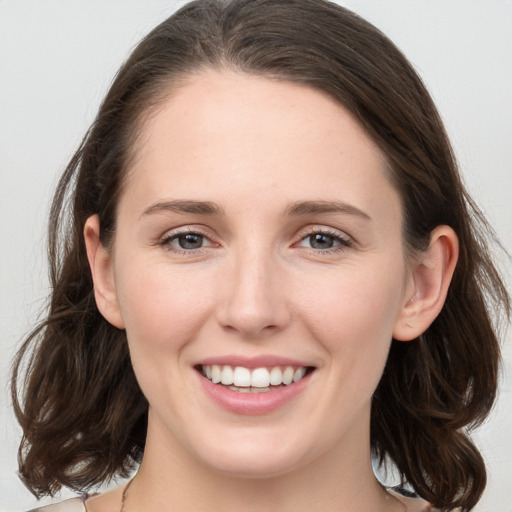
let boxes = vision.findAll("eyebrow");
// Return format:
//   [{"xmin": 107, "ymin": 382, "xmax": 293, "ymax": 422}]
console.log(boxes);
[
  {"xmin": 139, "ymin": 199, "xmax": 371, "ymax": 221},
  {"xmin": 284, "ymin": 200, "xmax": 372, "ymax": 221},
  {"xmin": 140, "ymin": 200, "xmax": 225, "ymax": 219}
]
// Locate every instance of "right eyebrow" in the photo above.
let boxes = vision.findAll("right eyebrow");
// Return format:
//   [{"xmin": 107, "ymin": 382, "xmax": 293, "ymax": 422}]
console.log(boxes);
[
  {"xmin": 284, "ymin": 200, "xmax": 372, "ymax": 222},
  {"xmin": 139, "ymin": 200, "xmax": 225, "ymax": 219}
]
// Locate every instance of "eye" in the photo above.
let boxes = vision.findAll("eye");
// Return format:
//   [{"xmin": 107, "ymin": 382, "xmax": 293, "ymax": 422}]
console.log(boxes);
[
  {"xmin": 296, "ymin": 229, "xmax": 352, "ymax": 252},
  {"xmin": 173, "ymin": 233, "xmax": 206, "ymax": 250},
  {"xmin": 160, "ymin": 229, "xmax": 217, "ymax": 253},
  {"xmin": 305, "ymin": 233, "xmax": 338, "ymax": 250}
]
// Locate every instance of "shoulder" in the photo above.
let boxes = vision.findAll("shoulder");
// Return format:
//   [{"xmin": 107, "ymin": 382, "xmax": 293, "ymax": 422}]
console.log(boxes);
[
  {"xmin": 26, "ymin": 497, "xmax": 87, "ymax": 512},
  {"xmin": 25, "ymin": 485, "xmax": 122, "ymax": 512}
]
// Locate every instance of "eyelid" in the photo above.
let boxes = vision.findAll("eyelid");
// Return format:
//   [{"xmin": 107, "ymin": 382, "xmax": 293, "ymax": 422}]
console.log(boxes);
[
  {"xmin": 293, "ymin": 225, "xmax": 353, "ymax": 251},
  {"xmin": 158, "ymin": 225, "xmax": 219, "ymax": 253},
  {"xmin": 155, "ymin": 224, "xmax": 353, "ymax": 255}
]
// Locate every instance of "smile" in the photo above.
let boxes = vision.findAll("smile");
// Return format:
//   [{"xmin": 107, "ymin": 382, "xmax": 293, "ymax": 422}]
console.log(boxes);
[{"xmin": 201, "ymin": 364, "xmax": 309, "ymax": 392}]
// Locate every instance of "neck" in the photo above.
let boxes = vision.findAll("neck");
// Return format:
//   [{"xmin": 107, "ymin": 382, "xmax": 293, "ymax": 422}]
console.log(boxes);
[{"xmin": 126, "ymin": 410, "xmax": 397, "ymax": 512}]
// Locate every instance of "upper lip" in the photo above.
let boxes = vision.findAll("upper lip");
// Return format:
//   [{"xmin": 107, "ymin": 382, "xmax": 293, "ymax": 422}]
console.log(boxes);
[{"xmin": 195, "ymin": 355, "xmax": 313, "ymax": 369}]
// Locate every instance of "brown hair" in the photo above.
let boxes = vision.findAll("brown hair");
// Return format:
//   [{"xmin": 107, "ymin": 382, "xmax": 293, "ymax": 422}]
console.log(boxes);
[{"xmin": 11, "ymin": 1, "xmax": 510, "ymax": 509}]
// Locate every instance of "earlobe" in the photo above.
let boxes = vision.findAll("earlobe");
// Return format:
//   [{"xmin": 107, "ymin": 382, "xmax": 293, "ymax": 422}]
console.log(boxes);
[
  {"xmin": 84, "ymin": 215, "xmax": 125, "ymax": 329},
  {"xmin": 393, "ymin": 225, "xmax": 459, "ymax": 341}
]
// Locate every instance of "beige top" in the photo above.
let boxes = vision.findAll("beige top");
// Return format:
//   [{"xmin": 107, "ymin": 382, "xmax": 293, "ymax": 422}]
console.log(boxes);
[
  {"xmin": 27, "ymin": 488, "xmax": 453, "ymax": 512},
  {"xmin": 28, "ymin": 497, "xmax": 86, "ymax": 512}
]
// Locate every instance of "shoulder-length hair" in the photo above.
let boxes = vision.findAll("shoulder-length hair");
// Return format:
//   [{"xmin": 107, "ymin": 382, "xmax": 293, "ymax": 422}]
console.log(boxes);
[{"xmin": 12, "ymin": 1, "xmax": 510, "ymax": 510}]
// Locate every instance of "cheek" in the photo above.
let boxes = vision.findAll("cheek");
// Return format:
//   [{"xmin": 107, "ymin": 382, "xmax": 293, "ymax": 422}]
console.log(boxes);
[
  {"xmin": 299, "ymin": 263, "xmax": 405, "ymax": 377},
  {"xmin": 113, "ymin": 261, "xmax": 214, "ymax": 410},
  {"xmin": 114, "ymin": 260, "xmax": 213, "ymax": 352}
]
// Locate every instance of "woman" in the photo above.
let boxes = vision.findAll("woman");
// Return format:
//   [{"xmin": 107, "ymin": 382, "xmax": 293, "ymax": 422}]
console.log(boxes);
[{"xmin": 11, "ymin": 1, "xmax": 509, "ymax": 511}]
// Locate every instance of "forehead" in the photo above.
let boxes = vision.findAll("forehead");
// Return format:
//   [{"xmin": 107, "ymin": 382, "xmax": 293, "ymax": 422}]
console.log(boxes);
[
  {"xmin": 123, "ymin": 69, "xmax": 400, "ymax": 225},
  {"xmin": 135, "ymin": 69, "xmax": 384, "ymax": 164}
]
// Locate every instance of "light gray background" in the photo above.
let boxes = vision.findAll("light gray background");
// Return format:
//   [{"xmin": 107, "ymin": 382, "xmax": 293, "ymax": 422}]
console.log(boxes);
[{"xmin": 1, "ymin": 1, "xmax": 510, "ymax": 510}]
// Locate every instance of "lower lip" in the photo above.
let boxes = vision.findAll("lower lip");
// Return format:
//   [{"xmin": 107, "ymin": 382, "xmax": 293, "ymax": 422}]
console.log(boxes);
[{"xmin": 198, "ymin": 371, "xmax": 312, "ymax": 416}]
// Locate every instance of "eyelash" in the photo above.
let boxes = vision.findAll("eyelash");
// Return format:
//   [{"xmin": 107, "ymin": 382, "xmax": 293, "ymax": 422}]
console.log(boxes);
[
  {"xmin": 158, "ymin": 227, "xmax": 353, "ymax": 255},
  {"xmin": 295, "ymin": 228, "xmax": 353, "ymax": 254},
  {"xmin": 159, "ymin": 227, "xmax": 215, "ymax": 255}
]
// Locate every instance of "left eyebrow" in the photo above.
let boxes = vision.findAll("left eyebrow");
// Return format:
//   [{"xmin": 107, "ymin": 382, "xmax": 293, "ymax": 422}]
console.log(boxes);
[
  {"xmin": 139, "ymin": 199, "xmax": 225, "ymax": 219},
  {"xmin": 284, "ymin": 200, "xmax": 372, "ymax": 222}
]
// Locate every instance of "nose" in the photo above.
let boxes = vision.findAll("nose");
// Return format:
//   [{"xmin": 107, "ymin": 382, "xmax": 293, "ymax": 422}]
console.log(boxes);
[{"xmin": 215, "ymin": 249, "xmax": 291, "ymax": 339}]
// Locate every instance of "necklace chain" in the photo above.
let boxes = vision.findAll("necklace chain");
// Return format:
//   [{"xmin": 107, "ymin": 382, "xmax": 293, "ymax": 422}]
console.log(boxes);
[
  {"xmin": 118, "ymin": 478, "xmax": 406, "ymax": 511},
  {"xmin": 120, "ymin": 478, "xmax": 134, "ymax": 512}
]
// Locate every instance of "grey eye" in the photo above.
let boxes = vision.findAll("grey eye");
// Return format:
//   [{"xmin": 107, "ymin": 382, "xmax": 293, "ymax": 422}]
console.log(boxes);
[
  {"xmin": 308, "ymin": 233, "xmax": 336, "ymax": 249},
  {"xmin": 175, "ymin": 233, "xmax": 204, "ymax": 249}
]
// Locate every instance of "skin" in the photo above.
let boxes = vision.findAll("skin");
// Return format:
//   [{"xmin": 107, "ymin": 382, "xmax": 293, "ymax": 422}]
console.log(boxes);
[{"xmin": 85, "ymin": 69, "xmax": 458, "ymax": 512}]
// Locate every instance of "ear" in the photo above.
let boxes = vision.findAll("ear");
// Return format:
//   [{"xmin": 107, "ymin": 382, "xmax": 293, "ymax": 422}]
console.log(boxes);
[
  {"xmin": 393, "ymin": 225, "xmax": 459, "ymax": 341},
  {"xmin": 84, "ymin": 214, "xmax": 125, "ymax": 329}
]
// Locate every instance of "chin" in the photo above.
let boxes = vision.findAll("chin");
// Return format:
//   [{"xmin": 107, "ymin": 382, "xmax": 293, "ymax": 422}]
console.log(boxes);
[
  {"xmin": 190, "ymin": 429, "xmax": 314, "ymax": 480},
  {"xmin": 205, "ymin": 453, "xmax": 305, "ymax": 480}
]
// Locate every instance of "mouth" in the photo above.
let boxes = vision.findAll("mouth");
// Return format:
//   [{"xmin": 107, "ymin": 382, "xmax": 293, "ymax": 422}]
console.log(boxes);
[{"xmin": 196, "ymin": 364, "xmax": 314, "ymax": 393}]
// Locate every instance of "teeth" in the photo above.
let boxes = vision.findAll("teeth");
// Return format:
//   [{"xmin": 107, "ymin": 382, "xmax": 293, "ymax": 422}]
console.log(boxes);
[
  {"xmin": 211, "ymin": 364, "xmax": 221, "ymax": 384},
  {"xmin": 293, "ymin": 367, "xmax": 307, "ymax": 382},
  {"xmin": 282, "ymin": 366, "xmax": 294, "ymax": 385},
  {"xmin": 227, "ymin": 386, "xmax": 273, "ymax": 393},
  {"xmin": 220, "ymin": 365, "xmax": 234, "ymax": 385},
  {"xmin": 233, "ymin": 367, "xmax": 251, "ymax": 387},
  {"xmin": 251, "ymin": 368, "xmax": 270, "ymax": 388},
  {"xmin": 201, "ymin": 364, "xmax": 309, "ymax": 388},
  {"xmin": 269, "ymin": 367, "xmax": 282, "ymax": 386}
]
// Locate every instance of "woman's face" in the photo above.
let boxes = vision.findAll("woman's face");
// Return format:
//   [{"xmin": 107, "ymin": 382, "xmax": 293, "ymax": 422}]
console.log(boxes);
[{"xmin": 96, "ymin": 70, "xmax": 417, "ymax": 477}]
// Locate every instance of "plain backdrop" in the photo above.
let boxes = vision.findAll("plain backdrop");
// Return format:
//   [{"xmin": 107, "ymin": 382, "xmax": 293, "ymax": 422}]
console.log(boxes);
[{"xmin": 1, "ymin": 1, "xmax": 511, "ymax": 511}]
